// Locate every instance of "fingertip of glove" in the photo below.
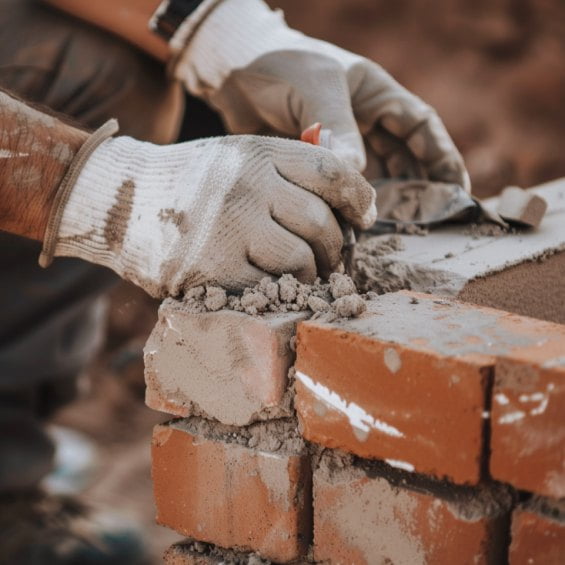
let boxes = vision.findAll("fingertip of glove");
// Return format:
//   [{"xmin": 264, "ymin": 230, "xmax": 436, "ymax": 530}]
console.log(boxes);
[
  {"xmin": 332, "ymin": 144, "xmax": 366, "ymax": 173},
  {"xmin": 462, "ymin": 170, "xmax": 472, "ymax": 193},
  {"xmin": 357, "ymin": 194, "xmax": 378, "ymax": 230}
]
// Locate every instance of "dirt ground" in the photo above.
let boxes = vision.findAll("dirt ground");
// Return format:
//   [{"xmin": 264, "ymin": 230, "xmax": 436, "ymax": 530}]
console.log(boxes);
[{"xmin": 53, "ymin": 1, "xmax": 565, "ymax": 562}]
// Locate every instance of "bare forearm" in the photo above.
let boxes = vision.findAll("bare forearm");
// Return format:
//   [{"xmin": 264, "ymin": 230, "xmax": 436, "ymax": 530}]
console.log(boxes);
[
  {"xmin": 0, "ymin": 90, "xmax": 89, "ymax": 241},
  {"xmin": 44, "ymin": 0, "xmax": 170, "ymax": 62}
]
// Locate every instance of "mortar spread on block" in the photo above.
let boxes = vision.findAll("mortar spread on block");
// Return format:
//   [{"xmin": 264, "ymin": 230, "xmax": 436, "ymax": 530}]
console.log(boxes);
[
  {"xmin": 168, "ymin": 417, "xmax": 305, "ymax": 456},
  {"xmin": 179, "ymin": 271, "xmax": 367, "ymax": 321},
  {"xmin": 353, "ymin": 235, "xmax": 453, "ymax": 295},
  {"xmin": 178, "ymin": 235, "xmax": 451, "ymax": 319}
]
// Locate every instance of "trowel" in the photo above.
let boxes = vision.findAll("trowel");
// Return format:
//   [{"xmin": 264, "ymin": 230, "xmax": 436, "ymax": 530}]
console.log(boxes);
[{"xmin": 300, "ymin": 123, "xmax": 357, "ymax": 275}]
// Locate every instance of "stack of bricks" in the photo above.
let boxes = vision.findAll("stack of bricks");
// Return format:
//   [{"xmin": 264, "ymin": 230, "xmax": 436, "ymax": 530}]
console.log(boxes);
[{"xmin": 145, "ymin": 288, "xmax": 565, "ymax": 564}]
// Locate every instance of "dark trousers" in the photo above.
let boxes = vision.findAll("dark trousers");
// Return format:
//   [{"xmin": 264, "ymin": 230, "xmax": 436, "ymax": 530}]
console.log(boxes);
[{"xmin": 0, "ymin": 0, "xmax": 222, "ymax": 491}]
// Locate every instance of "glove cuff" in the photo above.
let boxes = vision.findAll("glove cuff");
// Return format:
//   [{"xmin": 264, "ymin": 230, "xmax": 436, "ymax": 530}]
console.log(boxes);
[
  {"xmin": 39, "ymin": 119, "xmax": 119, "ymax": 268},
  {"xmin": 48, "ymin": 133, "xmax": 206, "ymax": 296},
  {"xmin": 174, "ymin": 0, "xmax": 305, "ymax": 96},
  {"xmin": 150, "ymin": 0, "xmax": 224, "ymax": 52}
]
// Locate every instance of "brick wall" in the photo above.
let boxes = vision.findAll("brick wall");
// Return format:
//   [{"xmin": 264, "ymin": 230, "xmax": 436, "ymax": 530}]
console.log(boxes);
[{"xmin": 146, "ymin": 289, "xmax": 565, "ymax": 564}]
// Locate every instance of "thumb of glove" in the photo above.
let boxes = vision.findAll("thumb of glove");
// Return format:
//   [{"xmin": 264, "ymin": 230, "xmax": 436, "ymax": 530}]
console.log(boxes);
[
  {"xmin": 226, "ymin": 51, "xmax": 367, "ymax": 171},
  {"xmin": 292, "ymin": 63, "xmax": 366, "ymax": 172}
]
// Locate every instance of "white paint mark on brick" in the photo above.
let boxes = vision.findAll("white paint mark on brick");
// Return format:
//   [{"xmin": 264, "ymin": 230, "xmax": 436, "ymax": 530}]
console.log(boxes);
[
  {"xmin": 383, "ymin": 348, "xmax": 401, "ymax": 374},
  {"xmin": 498, "ymin": 411, "xmax": 526, "ymax": 424},
  {"xmin": 543, "ymin": 356, "xmax": 565, "ymax": 369},
  {"xmin": 482, "ymin": 411, "xmax": 490, "ymax": 419},
  {"xmin": 385, "ymin": 458, "xmax": 415, "ymax": 472},
  {"xmin": 494, "ymin": 393, "xmax": 510, "ymax": 405},
  {"xmin": 518, "ymin": 383, "xmax": 554, "ymax": 416},
  {"xmin": 296, "ymin": 371, "xmax": 404, "ymax": 438},
  {"xmin": 519, "ymin": 392, "xmax": 545, "ymax": 403},
  {"xmin": 529, "ymin": 400, "xmax": 548, "ymax": 416}
]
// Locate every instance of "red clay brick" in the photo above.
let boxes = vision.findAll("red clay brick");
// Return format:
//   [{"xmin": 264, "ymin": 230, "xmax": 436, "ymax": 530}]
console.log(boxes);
[
  {"xmin": 295, "ymin": 291, "xmax": 565, "ymax": 484},
  {"xmin": 313, "ymin": 453, "xmax": 508, "ymax": 564},
  {"xmin": 491, "ymin": 356, "xmax": 565, "ymax": 498},
  {"xmin": 145, "ymin": 299, "xmax": 307, "ymax": 425},
  {"xmin": 152, "ymin": 420, "xmax": 311, "ymax": 563},
  {"xmin": 509, "ymin": 505, "xmax": 565, "ymax": 565}
]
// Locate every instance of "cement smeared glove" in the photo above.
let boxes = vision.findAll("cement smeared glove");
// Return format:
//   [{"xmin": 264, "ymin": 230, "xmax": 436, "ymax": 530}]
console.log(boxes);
[
  {"xmin": 39, "ymin": 128, "xmax": 376, "ymax": 298},
  {"xmin": 173, "ymin": 0, "xmax": 470, "ymax": 191}
]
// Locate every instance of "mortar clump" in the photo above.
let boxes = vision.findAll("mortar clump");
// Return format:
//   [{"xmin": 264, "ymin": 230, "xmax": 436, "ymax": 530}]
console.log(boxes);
[
  {"xmin": 181, "ymin": 539, "xmax": 270, "ymax": 564},
  {"xmin": 464, "ymin": 223, "xmax": 507, "ymax": 239},
  {"xmin": 181, "ymin": 272, "xmax": 367, "ymax": 320},
  {"xmin": 352, "ymin": 234, "xmax": 450, "ymax": 295},
  {"xmin": 203, "ymin": 286, "xmax": 227, "ymax": 311}
]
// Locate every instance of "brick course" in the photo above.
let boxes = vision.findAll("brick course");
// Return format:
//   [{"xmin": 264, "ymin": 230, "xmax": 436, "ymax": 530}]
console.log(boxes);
[{"xmin": 295, "ymin": 291, "xmax": 565, "ymax": 485}]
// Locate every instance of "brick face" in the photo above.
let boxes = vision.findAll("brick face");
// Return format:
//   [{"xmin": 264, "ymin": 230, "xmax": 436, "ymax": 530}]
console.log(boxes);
[
  {"xmin": 509, "ymin": 507, "xmax": 565, "ymax": 565},
  {"xmin": 145, "ymin": 299, "xmax": 307, "ymax": 425},
  {"xmin": 313, "ymin": 455, "xmax": 508, "ymax": 565},
  {"xmin": 152, "ymin": 422, "xmax": 311, "ymax": 563},
  {"xmin": 295, "ymin": 291, "xmax": 565, "ymax": 485},
  {"xmin": 491, "ymin": 356, "xmax": 565, "ymax": 498}
]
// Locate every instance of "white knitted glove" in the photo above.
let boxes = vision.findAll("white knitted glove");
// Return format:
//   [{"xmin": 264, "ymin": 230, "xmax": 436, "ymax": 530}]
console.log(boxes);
[
  {"xmin": 50, "ymin": 134, "xmax": 376, "ymax": 298},
  {"xmin": 174, "ymin": 0, "xmax": 470, "ymax": 191}
]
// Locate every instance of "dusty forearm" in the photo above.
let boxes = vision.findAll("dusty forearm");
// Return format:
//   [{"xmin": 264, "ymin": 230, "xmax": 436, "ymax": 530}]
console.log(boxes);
[
  {"xmin": 43, "ymin": 0, "xmax": 170, "ymax": 62},
  {"xmin": 0, "ymin": 90, "xmax": 89, "ymax": 241}
]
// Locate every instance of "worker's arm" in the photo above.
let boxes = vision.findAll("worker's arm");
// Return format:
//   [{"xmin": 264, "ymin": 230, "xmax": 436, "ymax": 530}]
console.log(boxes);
[
  {"xmin": 0, "ymin": 90, "xmax": 88, "ymax": 240},
  {"xmin": 44, "ymin": 0, "xmax": 469, "ymax": 191},
  {"xmin": 43, "ymin": 0, "xmax": 169, "ymax": 61},
  {"xmin": 0, "ymin": 90, "xmax": 376, "ymax": 298}
]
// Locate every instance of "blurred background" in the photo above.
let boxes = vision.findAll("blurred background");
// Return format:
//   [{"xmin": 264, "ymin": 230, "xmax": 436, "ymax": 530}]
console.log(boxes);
[{"xmin": 51, "ymin": 0, "xmax": 565, "ymax": 561}]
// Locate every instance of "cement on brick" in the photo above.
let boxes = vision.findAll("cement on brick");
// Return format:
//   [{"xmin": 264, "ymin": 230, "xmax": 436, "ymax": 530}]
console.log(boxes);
[
  {"xmin": 314, "ymin": 292, "xmax": 565, "ymax": 360},
  {"xmin": 144, "ymin": 303, "xmax": 308, "ymax": 425},
  {"xmin": 313, "ymin": 452, "xmax": 509, "ymax": 564},
  {"xmin": 164, "ymin": 540, "xmax": 269, "ymax": 565},
  {"xmin": 163, "ymin": 417, "xmax": 305, "ymax": 456},
  {"xmin": 356, "ymin": 178, "xmax": 565, "ymax": 315}
]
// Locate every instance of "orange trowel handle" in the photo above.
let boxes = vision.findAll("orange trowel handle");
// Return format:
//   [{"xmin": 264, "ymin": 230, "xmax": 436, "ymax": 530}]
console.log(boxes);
[
  {"xmin": 300, "ymin": 123, "xmax": 333, "ymax": 150},
  {"xmin": 300, "ymin": 123, "xmax": 356, "ymax": 275}
]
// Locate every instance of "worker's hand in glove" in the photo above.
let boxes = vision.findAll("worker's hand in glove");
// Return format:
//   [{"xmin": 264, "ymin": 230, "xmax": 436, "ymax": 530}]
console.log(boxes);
[
  {"xmin": 174, "ymin": 0, "xmax": 470, "ymax": 192},
  {"xmin": 47, "ymin": 134, "xmax": 376, "ymax": 298}
]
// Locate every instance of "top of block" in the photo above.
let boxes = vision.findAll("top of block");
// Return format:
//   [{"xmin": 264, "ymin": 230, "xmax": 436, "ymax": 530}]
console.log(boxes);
[
  {"xmin": 305, "ymin": 291, "xmax": 565, "ymax": 366},
  {"xmin": 361, "ymin": 178, "xmax": 565, "ymax": 296}
]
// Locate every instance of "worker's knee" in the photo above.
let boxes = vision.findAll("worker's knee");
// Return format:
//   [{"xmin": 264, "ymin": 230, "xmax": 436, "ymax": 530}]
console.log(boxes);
[{"xmin": 0, "ymin": 0, "xmax": 183, "ymax": 143}]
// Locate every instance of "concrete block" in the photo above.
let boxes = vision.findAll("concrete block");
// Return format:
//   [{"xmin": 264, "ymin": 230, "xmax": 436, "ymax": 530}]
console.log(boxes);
[
  {"xmin": 491, "ymin": 356, "xmax": 565, "ymax": 498},
  {"xmin": 358, "ymin": 178, "xmax": 565, "ymax": 323},
  {"xmin": 313, "ymin": 453, "xmax": 509, "ymax": 565},
  {"xmin": 144, "ymin": 299, "xmax": 308, "ymax": 425},
  {"xmin": 295, "ymin": 291, "xmax": 565, "ymax": 484},
  {"xmin": 152, "ymin": 419, "xmax": 311, "ymax": 563}
]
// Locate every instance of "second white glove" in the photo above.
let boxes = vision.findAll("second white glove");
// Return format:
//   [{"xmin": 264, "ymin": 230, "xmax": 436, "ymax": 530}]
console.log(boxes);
[{"xmin": 174, "ymin": 0, "xmax": 470, "ymax": 191}]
